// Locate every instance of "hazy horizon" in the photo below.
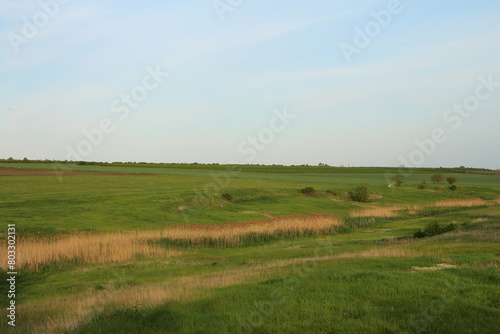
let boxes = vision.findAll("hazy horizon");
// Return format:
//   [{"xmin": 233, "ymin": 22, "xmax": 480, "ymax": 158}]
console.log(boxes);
[{"xmin": 1, "ymin": 0, "xmax": 499, "ymax": 169}]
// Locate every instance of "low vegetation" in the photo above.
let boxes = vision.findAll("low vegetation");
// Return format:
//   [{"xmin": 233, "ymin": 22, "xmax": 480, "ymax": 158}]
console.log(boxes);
[
  {"xmin": 0, "ymin": 163, "xmax": 499, "ymax": 333},
  {"xmin": 391, "ymin": 173, "xmax": 405, "ymax": 186},
  {"xmin": 300, "ymin": 186, "xmax": 316, "ymax": 196},
  {"xmin": 413, "ymin": 221, "xmax": 458, "ymax": 238},
  {"xmin": 157, "ymin": 214, "xmax": 343, "ymax": 248},
  {"xmin": 348, "ymin": 182, "xmax": 371, "ymax": 202}
]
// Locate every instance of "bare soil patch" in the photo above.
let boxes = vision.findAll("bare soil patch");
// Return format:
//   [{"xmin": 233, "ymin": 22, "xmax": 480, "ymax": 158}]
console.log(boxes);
[
  {"xmin": 411, "ymin": 263, "xmax": 457, "ymax": 271},
  {"xmin": 468, "ymin": 170, "xmax": 500, "ymax": 175}
]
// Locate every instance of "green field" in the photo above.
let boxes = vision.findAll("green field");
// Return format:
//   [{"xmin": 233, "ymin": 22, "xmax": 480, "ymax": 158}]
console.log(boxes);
[{"xmin": 1, "ymin": 163, "xmax": 499, "ymax": 333}]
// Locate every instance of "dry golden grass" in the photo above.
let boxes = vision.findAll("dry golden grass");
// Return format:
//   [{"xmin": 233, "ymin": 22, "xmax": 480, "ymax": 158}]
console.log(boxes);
[
  {"xmin": 349, "ymin": 197, "xmax": 495, "ymax": 219},
  {"xmin": 160, "ymin": 214, "xmax": 343, "ymax": 247},
  {"xmin": 0, "ymin": 215, "xmax": 342, "ymax": 271},
  {"xmin": 0, "ymin": 231, "xmax": 182, "ymax": 271},
  {"xmin": 434, "ymin": 197, "xmax": 486, "ymax": 208},
  {"xmin": 350, "ymin": 206, "xmax": 401, "ymax": 218}
]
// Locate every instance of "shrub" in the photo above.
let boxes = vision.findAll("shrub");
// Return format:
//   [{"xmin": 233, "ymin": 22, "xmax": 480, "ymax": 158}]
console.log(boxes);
[
  {"xmin": 413, "ymin": 221, "xmax": 457, "ymax": 238},
  {"xmin": 221, "ymin": 193, "xmax": 233, "ymax": 201},
  {"xmin": 431, "ymin": 173, "xmax": 444, "ymax": 183},
  {"xmin": 301, "ymin": 187, "xmax": 316, "ymax": 196},
  {"xmin": 446, "ymin": 177, "xmax": 457, "ymax": 185},
  {"xmin": 349, "ymin": 183, "xmax": 370, "ymax": 203},
  {"xmin": 417, "ymin": 182, "xmax": 426, "ymax": 190},
  {"xmin": 449, "ymin": 185, "xmax": 458, "ymax": 191},
  {"xmin": 326, "ymin": 190, "xmax": 337, "ymax": 196},
  {"xmin": 391, "ymin": 174, "xmax": 405, "ymax": 186}
]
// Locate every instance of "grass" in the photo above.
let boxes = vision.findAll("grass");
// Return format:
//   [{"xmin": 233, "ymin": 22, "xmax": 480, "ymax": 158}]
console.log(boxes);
[
  {"xmin": 47, "ymin": 221, "xmax": 500, "ymax": 334},
  {"xmin": 0, "ymin": 163, "xmax": 499, "ymax": 333},
  {"xmin": 0, "ymin": 231, "xmax": 181, "ymax": 272}
]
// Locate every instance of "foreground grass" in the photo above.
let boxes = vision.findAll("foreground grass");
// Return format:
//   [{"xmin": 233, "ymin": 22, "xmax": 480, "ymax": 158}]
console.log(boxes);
[
  {"xmin": 74, "ymin": 260, "xmax": 499, "ymax": 334},
  {"xmin": 73, "ymin": 220, "xmax": 500, "ymax": 334},
  {"xmin": 1, "ymin": 216, "xmax": 498, "ymax": 333}
]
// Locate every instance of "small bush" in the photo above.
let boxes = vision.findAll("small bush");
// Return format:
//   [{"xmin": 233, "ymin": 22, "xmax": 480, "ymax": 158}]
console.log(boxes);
[
  {"xmin": 326, "ymin": 190, "xmax": 337, "ymax": 196},
  {"xmin": 391, "ymin": 174, "xmax": 405, "ymax": 186},
  {"xmin": 413, "ymin": 221, "xmax": 457, "ymax": 238},
  {"xmin": 431, "ymin": 173, "xmax": 444, "ymax": 183},
  {"xmin": 301, "ymin": 187, "xmax": 316, "ymax": 196},
  {"xmin": 446, "ymin": 177, "xmax": 458, "ymax": 185},
  {"xmin": 349, "ymin": 183, "xmax": 370, "ymax": 203},
  {"xmin": 449, "ymin": 185, "xmax": 458, "ymax": 191},
  {"xmin": 221, "ymin": 193, "xmax": 233, "ymax": 201},
  {"xmin": 417, "ymin": 183, "xmax": 426, "ymax": 190}
]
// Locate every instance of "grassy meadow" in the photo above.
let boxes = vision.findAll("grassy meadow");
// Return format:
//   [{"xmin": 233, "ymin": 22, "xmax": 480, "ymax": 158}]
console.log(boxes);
[{"xmin": 0, "ymin": 163, "xmax": 499, "ymax": 333}]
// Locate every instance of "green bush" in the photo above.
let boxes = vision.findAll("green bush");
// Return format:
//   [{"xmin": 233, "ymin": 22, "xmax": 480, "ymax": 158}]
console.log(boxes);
[
  {"xmin": 449, "ymin": 185, "xmax": 458, "ymax": 191},
  {"xmin": 326, "ymin": 190, "xmax": 337, "ymax": 196},
  {"xmin": 417, "ymin": 182, "xmax": 426, "ymax": 190},
  {"xmin": 413, "ymin": 221, "xmax": 457, "ymax": 238},
  {"xmin": 391, "ymin": 174, "xmax": 405, "ymax": 186},
  {"xmin": 348, "ymin": 183, "xmax": 370, "ymax": 203},
  {"xmin": 446, "ymin": 176, "xmax": 457, "ymax": 185},
  {"xmin": 431, "ymin": 173, "xmax": 444, "ymax": 183},
  {"xmin": 301, "ymin": 187, "xmax": 316, "ymax": 196}
]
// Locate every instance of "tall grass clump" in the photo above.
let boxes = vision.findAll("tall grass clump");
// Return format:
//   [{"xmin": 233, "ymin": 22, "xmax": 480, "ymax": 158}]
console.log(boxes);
[
  {"xmin": 434, "ymin": 197, "xmax": 485, "ymax": 207},
  {"xmin": 350, "ymin": 206, "xmax": 400, "ymax": 218},
  {"xmin": 157, "ymin": 214, "xmax": 344, "ymax": 248},
  {"xmin": 0, "ymin": 231, "xmax": 182, "ymax": 271}
]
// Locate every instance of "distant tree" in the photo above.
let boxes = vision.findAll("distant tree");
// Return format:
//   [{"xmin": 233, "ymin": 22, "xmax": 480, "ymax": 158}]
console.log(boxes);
[
  {"xmin": 22, "ymin": 157, "xmax": 29, "ymax": 163},
  {"xmin": 431, "ymin": 173, "xmax": 444, "ymax": 183},
  {"xmin": 446, "ymin": 177, "xmax": 457, "ymax": 185},
  {"xmin": 391, "ymin": 174, "xmax": 405, "ymax": 187},
  {"xmin": 349, "ymin": 183, "xmax": 370, "ymax": 203},
  {"xmin": 7, "ymin": 157, "xmax": 14, "ymax": 161}
]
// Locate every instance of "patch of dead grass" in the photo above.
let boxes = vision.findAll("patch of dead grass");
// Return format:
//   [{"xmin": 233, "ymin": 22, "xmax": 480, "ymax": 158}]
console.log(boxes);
[{"xmin": 411, "ymin": 263, "xmax": 457, "ymax": 271}]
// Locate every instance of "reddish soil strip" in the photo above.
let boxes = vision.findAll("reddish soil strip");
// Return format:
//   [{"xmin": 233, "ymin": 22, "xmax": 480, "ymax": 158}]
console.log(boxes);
[
  {"xmin": 468, "ymin": 170, "xmax": 500, "ymax": 175},
  {"xmin": 0, "ymin": 168, "xmax": 153, "ymax": 177}
]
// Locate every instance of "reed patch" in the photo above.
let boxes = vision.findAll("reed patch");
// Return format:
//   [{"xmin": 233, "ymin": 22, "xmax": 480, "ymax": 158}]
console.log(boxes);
[{"xmin": 157, "ymin": 214, "xmax": 344, "ymax": 248}]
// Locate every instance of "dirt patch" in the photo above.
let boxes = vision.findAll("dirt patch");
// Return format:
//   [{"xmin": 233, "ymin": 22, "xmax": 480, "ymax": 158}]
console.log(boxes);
[
  {"xmin": 468, "ymin": 170, "xmax": 500, "ymax": 176},
  {"xmin": 369, "ymin": 194, "xmax": 383, "ymax": 200},
  {"xmin": 0, "ymin": 167, "xmax": 153, "ymax": 177},
  {"xmin": 411, "ymin": 263, "xmax": 457, "ymax": 271}
]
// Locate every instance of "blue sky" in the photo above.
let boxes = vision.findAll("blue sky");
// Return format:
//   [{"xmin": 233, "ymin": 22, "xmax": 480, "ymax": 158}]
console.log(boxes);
[{"xmin": 1, "ymin": 0, "xmax": 499, "ymax": 168}]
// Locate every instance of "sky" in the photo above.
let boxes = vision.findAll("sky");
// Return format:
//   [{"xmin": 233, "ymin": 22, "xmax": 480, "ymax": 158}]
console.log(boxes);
[{"xmin": 1, "ymin": 0, "xmax": 499, "ymax": 169}]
